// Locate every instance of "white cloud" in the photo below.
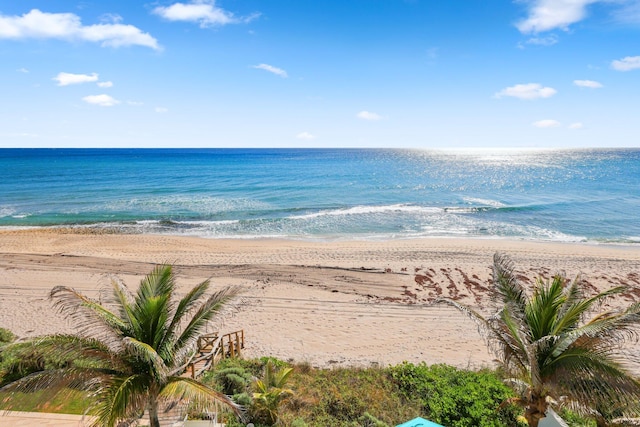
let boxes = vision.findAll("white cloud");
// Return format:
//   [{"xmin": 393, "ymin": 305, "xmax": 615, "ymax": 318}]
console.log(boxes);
[
  {"xmin": 516, "ymin": 0, "xmax": 599, "ymax": 33},
  {"xmin": 0, "ymin": 9, "xmax": 160, "ymax": 50},
  {"xmin": 153, "ymin": 1, "xmax": 258, "ymax": 27},
  {"xmin": 17, "ymin": 67, "xmax": 29, "ymax": 73},
  {"xmin": 296, "ymin": 132, "xmax": 315, "ymax": 140},
  {"xmin": 611, "ymin": 56, "xmax": 640, "ymax": 71},
  {"xmin": 533, "ymin": 119, "xmax": 561, "ymax": 128},
  {"xmin": 523, "ymin": 34, "xmax": 559, "ymax": 46},
  {"xmin": 568, "ymin": 122, "xmax": 584, "ymax": 129},
  {"xmin": 155, "ymin": 107, "xmax": 169, "ymax": 113},
  {"xmin": 53, "ymin": 72, "xmax": 98, "ymax": 86},
  {"xmin": 573, "ymin": 79, "xmax": 602, "ymax": 88},
  {"xmin": 494, "ymin": 83, "xmax": 557, "ymax": 100},
  {"xmin": 252, "ymin": 63, "xmax": 288, "ymax": 78},
  {"xmin": 97, "ymin": 81, "xmax": 113, "ymax": 88},
  {"xmin": 99, "ymin": 13, "xmax": 123, "ymax": 25},
  {"xmin": 611, "ymin": 1, "xmax": 640, "ymax": 24},
  {"xmin": 82, "ymin": 94, "xmax": 120, "ymax": 107},
  {"xmin": 357, "ymin": 111, "xmax": 383, "ymax": 121}
]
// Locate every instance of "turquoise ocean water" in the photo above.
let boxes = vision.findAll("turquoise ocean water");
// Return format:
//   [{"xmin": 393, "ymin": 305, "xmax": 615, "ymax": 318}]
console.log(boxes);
[{"xmin": 0, "ymin": 148, "xmax": 638, "ymax": 243}]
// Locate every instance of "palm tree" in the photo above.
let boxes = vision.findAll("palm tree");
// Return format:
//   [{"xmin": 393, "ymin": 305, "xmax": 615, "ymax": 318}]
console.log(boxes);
[
  {"xmin": 1, "ymin": 264, "xmax": 243, "ymax": 427},
  {"xmin": 440, "ymin": 253, "xmax": 640, "ymax": 427},
  {"xmin": 252, "ymin": 360, "xmax": 294, "ymax": 425}
]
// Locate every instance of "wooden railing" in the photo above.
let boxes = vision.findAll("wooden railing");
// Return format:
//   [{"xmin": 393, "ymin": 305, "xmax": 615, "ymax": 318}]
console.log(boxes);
[{"xmin": 186, "ymin": 330, "xmax": 245, "ymax": 379}]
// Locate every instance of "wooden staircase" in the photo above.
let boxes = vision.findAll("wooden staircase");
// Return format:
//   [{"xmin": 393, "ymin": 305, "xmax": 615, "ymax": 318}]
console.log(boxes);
[{"xmin": 186, "ymin": 330, "xmax": 245, "ymax": 379}]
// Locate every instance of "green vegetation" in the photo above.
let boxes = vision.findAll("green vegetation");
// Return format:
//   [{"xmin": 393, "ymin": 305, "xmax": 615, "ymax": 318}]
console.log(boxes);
[
  {"xmin": 389, "ymin": 362, "xmax": 523, "ymax": 427},
  {"xmin": 0, "ymin": 327, "xmax": 15, "ymax": 345},
  {"xmin": 0, "ymin": 349, "xmax": 617, "ymax": 426},
  {"xmin": 1, "ymin": 265, "xmax": 243, "ymax": 427},
  {"xmin": 441, "ymin": 253, "xmax": 640, "ymax": 427},
  {"xmin": 252, "ymin": 360, "xmax": 294, "ymax": 425},
  {"xmin": 196, "ymin": 358, "xmax": 524, "ymax": 426}
]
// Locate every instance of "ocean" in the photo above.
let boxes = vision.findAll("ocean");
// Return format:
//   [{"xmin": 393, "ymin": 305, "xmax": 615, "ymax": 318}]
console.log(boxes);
[{"xmin": 0, "ymin": 148, "xmax": 638, "ymax": 244}]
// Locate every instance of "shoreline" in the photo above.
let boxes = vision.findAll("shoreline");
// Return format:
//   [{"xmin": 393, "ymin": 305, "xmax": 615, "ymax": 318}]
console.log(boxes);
[
  {"xmin": 1, "ymin": 229, "xmax": 639, "ymax": 370},
  {"xmin": 2, "ymin": 225, "xmax": 640, "ymax": 248},
  {"xmin": 2, "ymin": 224, "xmax": 640, "ymax": 247}
]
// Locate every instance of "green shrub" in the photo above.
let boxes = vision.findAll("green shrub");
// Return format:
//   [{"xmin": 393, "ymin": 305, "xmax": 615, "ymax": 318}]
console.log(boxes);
[
  {"xmin": 0, "ymin": 328, "xmax": 16, "ymax": 344},
  {"xmin": 388, "ymin": 362, "xmax": 523, "ymax": 427},
  {"xmin": 290, "ymin": 418, "xmax": 308, "ymax": 427},
  {"xmin": 356, "ymin": 411, "xmax": 390, "ymax": 427},
  {"xmin": 280, "ymin": 365, "xmax": 415, "ymax": 427}
]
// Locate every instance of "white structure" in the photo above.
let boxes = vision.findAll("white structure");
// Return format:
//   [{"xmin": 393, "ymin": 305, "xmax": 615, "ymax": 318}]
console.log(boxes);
[{"xmin": 538, "ymin": 407, "xmax": 569, "ymax": 427}]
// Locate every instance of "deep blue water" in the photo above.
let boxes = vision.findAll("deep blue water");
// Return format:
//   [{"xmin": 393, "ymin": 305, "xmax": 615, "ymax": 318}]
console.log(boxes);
[{"xmin": 0, "ymin": 148, "xmax": 639, "ymax": 243}]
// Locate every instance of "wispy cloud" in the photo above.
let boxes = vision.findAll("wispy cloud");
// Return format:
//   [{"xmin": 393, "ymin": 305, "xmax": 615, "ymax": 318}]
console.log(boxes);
[
  {"xmin": 296, "ymin": 132, "xmax": 316, "ymax": 140},
  {"xmin": 17, "ymin": 68, "xmax": 29, "ymax": 73},
  {"xmin": 533, "ymin": 119, "xmax": 561, "ymax": 128},
  {"xmin": 611, "ymin": 56, "xmax": 640, "ymax": 71},
  {"xmin": 155, "ymin": 107, "xmax": 169, "ymax": 113},
  {"xmin": 53, "ymin": 72, "xmax": 98, "ymax": 86},
  {"xmin": 97, "ymin": 81, "xmax": 113, "ymax": 88},
  {"xmin": 82, "ymin": 94, "xmax": 120, "ymax": 107},
  {"xmin": 0, "ymin": 9, "xmax": 160, "ymax": 50},
  {"xmin": 521, "ymin": 34, "xmax": 559, "ymax": 47},
  {"xmin": 573, "ymin": 79, "xmax": 603, "ymax": 88},
  {"xmin": 568, "ymin": 122, "xmax": 584, "ymax": 129},
  {"xmin": 153, "ymin": 1, "xmax": 259, "ymax": 28},
  {"xmin": 357, "ymin": 111, "xmax": 383, "ymax": 121},
  {"xmin": 494, "ymin": 83, "xmax": 557, "ymax": 100},
  {"xmin": 610, "ymin": 1, "xmax": 640, "ymax": 24},
  {"xmin": 516, "ymin": 0, "xmax": 640, "ymax": 34},
  {"xmin": 252, "ymin": 63, "xmax": 288, "ymax": 78},
  {"xmin": 516, "ymin": 0, "xmax": 599, "ymax": 33}
]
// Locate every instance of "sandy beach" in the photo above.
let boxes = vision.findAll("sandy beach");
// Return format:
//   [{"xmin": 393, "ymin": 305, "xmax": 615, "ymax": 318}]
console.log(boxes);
[{"xmin": 1, "ymin": 229, "xmax": 639, "ymax": 371}]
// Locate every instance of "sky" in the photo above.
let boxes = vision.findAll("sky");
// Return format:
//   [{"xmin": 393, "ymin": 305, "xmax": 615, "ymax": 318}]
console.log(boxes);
[{"xmin": 0, "ymin": 0, "xmax": 639, "ymax": 149}]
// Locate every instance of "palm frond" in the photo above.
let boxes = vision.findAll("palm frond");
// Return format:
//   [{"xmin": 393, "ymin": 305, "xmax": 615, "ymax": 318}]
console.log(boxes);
[
  {"xmin": 50, "ymin": 286, "xmax": 127, "ymax": 350},
  {"xmin": 159, "ymin": 279, "xmax": 210, "ymax": 362},
  {"xmin": 526, "ymin": 276, "xmax": 565, "ymax": 341},
  {"xmin": 545, "ymin": 345, "xmax": 640, "ymax": 402},
  {"xmin": 128, "ymin": 266, "xmax": 176, "ymax": 350},
  {"xmin": 160, "ymin": 376, "xmax": 243, "ymax": 418},
  {"xmin": 172, "ymin": 285, "xmax": 242, "ymax": 362},
  {"xmin": 90, "ymin": 374, "xmax": 149, "ymax": 427},
  {"xmin": 135, "ymin": 265, "xmax": 175, "ymax": 308},
  {"xmin": 1, "ymin": 366, "xmax": 103, "ymax": 393},
  {"xmin": 110, "ymin": 277, "xmax": 138, "ymax": 337},
  {"xmin": 492, "ymin": 252, "xmax": 527, "ymax": 315},
  {"xmin": 553, "ymin": 298, "xmax": 640, "ymax": 359},
  {"xmin": 438, "ymin": 298, "xmax": 529, "ymax": 375},
  {"xmin": 121, "ymin": 337, "xmax": 168, "ymax": 382}
]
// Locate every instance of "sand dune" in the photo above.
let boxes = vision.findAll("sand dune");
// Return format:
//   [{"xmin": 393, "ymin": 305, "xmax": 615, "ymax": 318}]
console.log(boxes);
[{"xmin": 1, "ymin": 229, "xmax": 639, "ymax": 370}]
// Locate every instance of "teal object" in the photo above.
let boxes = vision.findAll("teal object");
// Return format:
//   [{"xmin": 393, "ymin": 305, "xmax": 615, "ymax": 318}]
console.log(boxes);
[{"xmin": 396, "ymin": 417, "xmax": 445, "ymax": 427}]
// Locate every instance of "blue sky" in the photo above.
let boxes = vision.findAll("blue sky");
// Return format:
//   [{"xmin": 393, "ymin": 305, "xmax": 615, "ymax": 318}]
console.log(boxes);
[{"xmin": 1, "ymin": 0, "xmax": 639, "ymax": 148}]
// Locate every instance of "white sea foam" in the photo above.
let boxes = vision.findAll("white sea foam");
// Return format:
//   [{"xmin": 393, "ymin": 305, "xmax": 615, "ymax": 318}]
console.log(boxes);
[
  {"xmin": 0, "ymin": 207, "xmax": 16, "ymax": 218},
  {"xmin": 462, "ymin": 197, "xmax": 506, "ymax": 208},
  {"xmin": 290, "ymin": 204, "xmax": 440, "ymax": 220}
]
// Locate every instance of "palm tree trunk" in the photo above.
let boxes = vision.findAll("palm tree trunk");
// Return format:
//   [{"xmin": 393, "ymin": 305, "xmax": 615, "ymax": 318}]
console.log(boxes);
[
  {"xmin": 148, "ymin": 398, "xmax": 160, "ymax": 427},
  {"xmin": 525, "ymin": 395, "xmax": 548, "ymax": 427}
]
